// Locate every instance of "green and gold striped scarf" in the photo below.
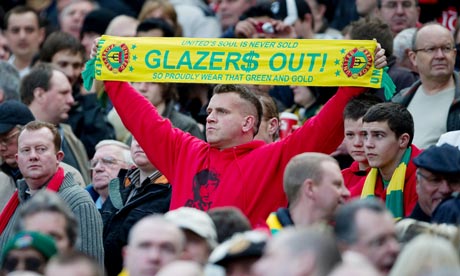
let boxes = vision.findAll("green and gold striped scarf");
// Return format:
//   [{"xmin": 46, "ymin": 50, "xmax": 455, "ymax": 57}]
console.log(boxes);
[{"xmin": 361, "ymin": 147, "xmax": 412, "ymax": 220}]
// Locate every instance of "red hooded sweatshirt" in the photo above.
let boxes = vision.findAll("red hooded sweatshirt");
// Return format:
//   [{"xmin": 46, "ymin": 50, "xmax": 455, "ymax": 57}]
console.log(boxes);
[{"xmin": 105, "ymin": 81, "xmax": 366, "ymax": 226}]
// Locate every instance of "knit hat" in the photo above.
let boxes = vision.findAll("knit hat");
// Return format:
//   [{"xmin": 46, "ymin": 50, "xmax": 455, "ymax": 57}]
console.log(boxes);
[
  {"xmin": 413, "ymin": 143, "xmax": 460, "ymax": 174},
  {"xmin": 271, "ymin": 0, "xmax": 312, "ymax": 25},
  {"xmin": 165, "ymin": 207, "xmax": 218, "ymax": 249},
  {"xmin": 0, "ymin": 100, "xmax": 35, "ymax": 134},
  {"xmin": 80, "ymin": 8, "xmax": 117, "ymax": 38},
  {"xmin": 2, "ymin": 231, "xmax": 58, "ymax": 261}
]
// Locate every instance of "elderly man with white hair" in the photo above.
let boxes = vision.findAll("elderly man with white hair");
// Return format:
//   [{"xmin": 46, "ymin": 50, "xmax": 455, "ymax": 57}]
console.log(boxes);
[{"xmin": 86, "ymin": 139, "xmax": 133, "ymax": 208}]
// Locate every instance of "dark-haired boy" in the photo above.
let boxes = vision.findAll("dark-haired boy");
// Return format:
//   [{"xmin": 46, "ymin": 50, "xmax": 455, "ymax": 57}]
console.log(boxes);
[
  {"xmin": 342, "ymin": 93, "xmax": 382, "ymax": 190},
  {"xmin": 349, "ymin": 102, "xmax": 421, "ymax": 219}
]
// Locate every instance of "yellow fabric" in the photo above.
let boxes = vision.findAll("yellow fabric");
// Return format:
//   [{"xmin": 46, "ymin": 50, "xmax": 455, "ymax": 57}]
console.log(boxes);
[
  {"xmin": 361, "ymin": 147, "xmax": 411, "ymax": 220},
  {"xmin": 266, "ymin": 212, "xmax": 283, "ymax": 235},
  {"xmin": 94, "ymin": 35, "xmax": 383, "ymax": 87}
]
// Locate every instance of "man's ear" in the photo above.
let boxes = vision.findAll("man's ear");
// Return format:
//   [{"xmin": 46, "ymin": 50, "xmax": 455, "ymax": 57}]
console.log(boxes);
[
  {"xmin": 408, "ymin": 48, "xmax": 417, "ymax": 68},
  {"xmin": 56, "ymin": 150, "xmax": 65, "ymax": 162},
  {"xmin": 38, "ymin": 27, "xmax": 46, "ymax": 44},
  {"xmin": 33, "ymin": 87, "xmax": 46, "ymax": 103},
  {"xmin": 242, "ymin": 115, "xmax": 256, "ymax": 133},
  {"xmin": 303, "ymin": 178, "xmax": 315, "ymax": 199},
  {"xmin": 267, "ymin": 118, "xmax": 280, "ymax": 137},
  {"xmin": 399, "ymin": 133, "xmax": 410, "ymax": 148}
]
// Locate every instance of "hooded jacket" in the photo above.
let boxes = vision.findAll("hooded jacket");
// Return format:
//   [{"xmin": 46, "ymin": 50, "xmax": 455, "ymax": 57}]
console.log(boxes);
[{"xmin": 105, "ymin": 81, "xmax": 366, "ymax": 226}]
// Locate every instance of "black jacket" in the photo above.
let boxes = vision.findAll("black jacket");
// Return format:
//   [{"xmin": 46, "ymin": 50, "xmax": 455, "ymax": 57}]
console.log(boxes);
[{"xmin": 101, "ymin": 169, "xmax": 172, "ymax": 276}]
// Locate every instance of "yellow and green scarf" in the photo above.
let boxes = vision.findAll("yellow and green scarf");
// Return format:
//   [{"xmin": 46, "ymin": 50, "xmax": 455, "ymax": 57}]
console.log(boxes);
[{"xmin": 361, "ymin": 147, "xmax": 412, "ymax": 220}]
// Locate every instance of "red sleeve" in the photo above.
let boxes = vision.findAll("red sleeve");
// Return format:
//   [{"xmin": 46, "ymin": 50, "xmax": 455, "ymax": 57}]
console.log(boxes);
[
  {"xmin": 277, "ymin": 86, "xmax": 368, "ymax": 165},
  {"xmin": 104, "ymin": 81, "xmax": 207, "ymax": 182}
]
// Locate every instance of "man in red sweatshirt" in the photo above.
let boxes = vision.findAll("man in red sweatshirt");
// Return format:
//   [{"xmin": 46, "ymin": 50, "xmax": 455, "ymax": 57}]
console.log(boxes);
[{"xmin": 98, "ymin": 43, "xmax": 387, "ymax": 226}]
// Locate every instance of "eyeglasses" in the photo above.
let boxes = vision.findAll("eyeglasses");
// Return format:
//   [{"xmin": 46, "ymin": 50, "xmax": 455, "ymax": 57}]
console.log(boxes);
[
  {"xmin": 0, "ymin": 129, "xmax": 20, "ymax": 146},
  {"xmin": 89, "ymin": 156, "xmax": 126, "ymax": 169},
  {"xmin": 417, "ymin": 171, "xmax": 460, "ymax": 186},
  {"xmin": 381, "ymin": 0, "xmax": 415, "ymax": 9},
  {"xmin": 3, "ymin": 256, "xmax": 44, "ymax": 273},
  {"xmin": 413, "ymin": 45, "xmax": 456, "ymax": 55}
]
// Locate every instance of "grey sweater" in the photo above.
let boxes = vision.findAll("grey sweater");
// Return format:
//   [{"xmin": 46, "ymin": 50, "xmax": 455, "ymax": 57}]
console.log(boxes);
[{"xmin": 0, "ymin": 170, "xmax": 104, "ymax": 264}]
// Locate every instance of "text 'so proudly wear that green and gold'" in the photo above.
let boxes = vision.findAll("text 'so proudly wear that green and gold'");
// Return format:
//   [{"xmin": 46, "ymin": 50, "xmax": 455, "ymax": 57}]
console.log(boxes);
[{"xmin": 91, "ymin": 35, "xmax": 385, "ymax": 88}]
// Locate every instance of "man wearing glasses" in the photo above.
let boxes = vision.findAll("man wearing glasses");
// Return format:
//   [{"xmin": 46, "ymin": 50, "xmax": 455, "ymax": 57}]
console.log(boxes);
[
  {"xmin": 409, "ymin": 143, "xmax": 460, "ymax": 222},
  {"xmin": 0, "ymin": 101, "xmax": 34, "ymax": 210},
  {"xmin": 378, "ymin": 0, "xmax": 420, "ymax": 36},
  {"xmin": 86, "ymin": 140, "xmax": 133, "ymax": 209},
  {"xmin": 393, "ymin": 23, "xmax": 458, "ymax": 149}
]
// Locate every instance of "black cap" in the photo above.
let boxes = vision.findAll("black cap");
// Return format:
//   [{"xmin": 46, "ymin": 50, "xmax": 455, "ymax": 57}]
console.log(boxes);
[
  {"xmin": 271, "ymin": 0, "xmax": 311, "ymax": 25},
  {"xmin": 80, "ymin": 9, "xmax": 117, "ymax": 38},
  {"xmin": 413, "ymin": 144, "xmax": 460, "ymax": 174},
  {"xmin": 0, "ymin": 101, "xmax": 35, "ymax": 134}
]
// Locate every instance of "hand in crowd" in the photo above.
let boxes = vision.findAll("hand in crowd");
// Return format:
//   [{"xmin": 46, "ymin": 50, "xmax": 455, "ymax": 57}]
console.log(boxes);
[
  {"xmin": 90, "ymin": 37, "xmax": 101, "ymax": 60},
  {"xmin": 374, "ymin": 43, "xmax": 387, "ymax": 69},
  {"xmin": 235, "ymin": 18, "xmax": 297, "ymax": 39}
]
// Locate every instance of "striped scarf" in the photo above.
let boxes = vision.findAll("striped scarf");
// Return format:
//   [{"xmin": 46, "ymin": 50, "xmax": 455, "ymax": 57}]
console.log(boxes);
[{"xmin": 361, "ymin": 147, "xmax": 412, "ymax": 220}]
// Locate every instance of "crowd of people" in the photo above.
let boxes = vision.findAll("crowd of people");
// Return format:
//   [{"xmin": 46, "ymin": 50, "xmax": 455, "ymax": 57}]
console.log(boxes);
[{"xmin": 1, "ymin": 0, "xmax": 460, "ymax": 275}]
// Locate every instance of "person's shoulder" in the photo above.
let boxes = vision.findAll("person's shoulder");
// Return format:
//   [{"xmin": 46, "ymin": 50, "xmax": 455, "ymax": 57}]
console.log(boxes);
[
  {"xmin": 58, "ymin": 175, "xmax": 96, "ymax": 207},
  {"xmin": 431, "ymin": 195, "xmax": 460, "ymax": 224}
]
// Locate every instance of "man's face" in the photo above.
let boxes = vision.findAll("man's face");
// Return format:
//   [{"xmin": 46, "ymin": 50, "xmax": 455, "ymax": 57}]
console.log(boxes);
[
  {"xmin": 51, "ymin": 50, "xmax": 84, "ymax": 86},
  {"xmin": 0, "ymin": 127, "xmax": 21, "ymax": 167},
  {"xmin": 16, "ymin": 128, "xmax": 62, "ymax": 190},
  {"xmin": 131, "ymin": 138, "xmax": 153, "ymax": 170},
  {"xmin": 132, "ymin": 82, "xmax": 164, "ymax": 107},
  {"xmin": 40, "ymin": 70, "xmax": 74, "ymax": 125},
  {"xmin": 124, "ymin": 220, "xmax": 183, "ymax": 276},
  {"xmin": 313, "ymin": 161, "xmax": 350, "ymax": 221},
  {"xmin": 378, "ymin": 0, "xmax": 419, "ymax": 35},
  {"xmin": 216, "ymin": 0, "xmax": 253, "ymax": 30},
  {"xmin": 91, "ymin": 145, "xmax": 128, "ymax": 196},
  {"xmin": 344, "ymin": 118, "xmax": 367, "ymax": 164},
  {"xmin": 416, "ymin": 168, "xmax": 452, "ymax": 216},
  {"xmin": 291, "ymin": 86, "xmax": 316, "ymax": 108},
  {"xmin": 363, "ymin": 121, "xmax": 405, "ymax": 173},
  {"xmin": 206, "ymin": 92, "xmax": 252, "ymax": 149},
  {"xmin": 59, "ymin": 1, "xmax": 95, "ymax": 39},
  {"xmin": 409, "ymin": 24, "xmax": 456, "ymax": 82},
  {"xmin": 5, "ymin": 11, "xmax": 44, "ymax": 59},
  {"xmin": 348, "ymin": 210, "xmax": 400, "ymax": 274},
  {"xmin": 356, "ymin": 0, "xmax": 377, "ymax": 16},
  {"xmin": 181, "ymin": 230, "xmax": 210, "ymax": 266},
  {"xmin": 0, "ymin": 31, "xmax": 11, "ymax": 61},
  {"xmin": 81, "ymin": 32, "xmax": 100, "ymax": 59},
  {"xmin": 23, "ymin": 211, "xmax": 71, "ymax": 254}
]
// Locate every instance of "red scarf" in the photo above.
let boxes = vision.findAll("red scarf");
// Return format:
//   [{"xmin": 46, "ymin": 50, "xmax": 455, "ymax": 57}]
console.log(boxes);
[{"xmin": 0, "ymin": 167, "xmax": 65, "ymax": 234}]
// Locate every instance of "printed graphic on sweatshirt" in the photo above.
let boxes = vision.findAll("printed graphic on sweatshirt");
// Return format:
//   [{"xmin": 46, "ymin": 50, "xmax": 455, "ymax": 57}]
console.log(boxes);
[{"xmin": 185, "ymin": 169, "xmax": 220, "ymax": 210}]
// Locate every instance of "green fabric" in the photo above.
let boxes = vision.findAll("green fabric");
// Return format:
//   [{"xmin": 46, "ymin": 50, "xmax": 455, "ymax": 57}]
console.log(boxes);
[
  {"xmin": 382, "ymin": 66, "xmax": 396, "ymax": 101},
  {"xmin": 362, "ymin": 147, "xmax": 411, "ymax": 220},
  {"xmin": 82, "ymin": 58, "xmax": 96, "ymax": 91}
]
